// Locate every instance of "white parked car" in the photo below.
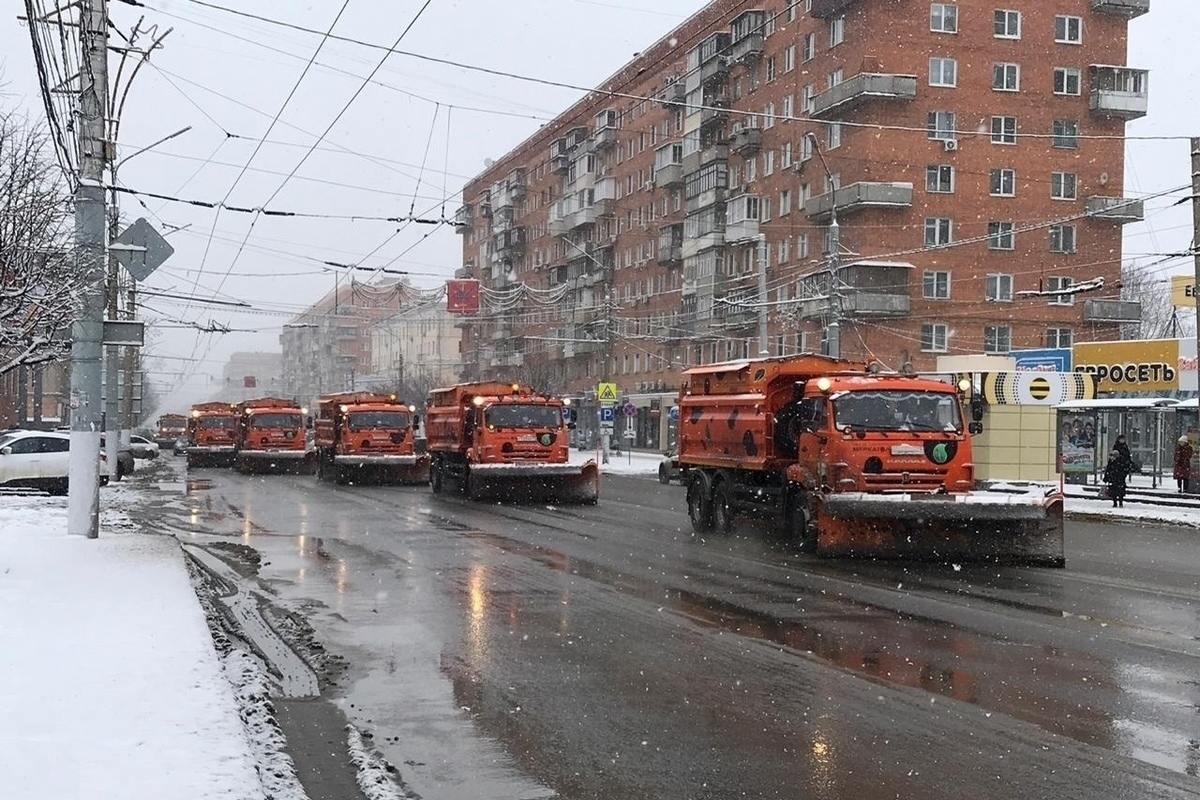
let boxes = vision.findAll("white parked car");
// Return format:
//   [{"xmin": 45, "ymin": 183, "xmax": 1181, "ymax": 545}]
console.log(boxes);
[
  {"xmin": 128, "ymin": 434, "xmax": 160, "ymax": 460},
  {"xmin": 0, "ymin": 430, "xmax": 110, "ymax": 494}
]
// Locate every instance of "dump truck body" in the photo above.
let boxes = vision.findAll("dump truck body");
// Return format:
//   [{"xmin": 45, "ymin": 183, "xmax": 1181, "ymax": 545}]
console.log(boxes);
[
  {"xmin": 154, "ymin": 414, "xmax": 188, "ymax": 448},
  {"xmin": 186, "ymin": 402, "xmax": 239, "ymax": 468},
  {"xmin": 233, "ymin": 397, "xmax": 314, "ymax": 474},
  {"xmin": 677, "ymin": 355, "xmax": 1064, "ymax": 566},
  {"xmin": 314, "ymin": 392, "xmax": 429, "ymax": 485},
  {"xmin": 425, "ymin": 382, "xmax": 599, "ymax": 504}
]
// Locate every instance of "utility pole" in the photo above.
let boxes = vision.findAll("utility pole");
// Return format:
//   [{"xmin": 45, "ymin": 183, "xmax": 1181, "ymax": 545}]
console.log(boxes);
[
  {"xmin": 104, "ymin": 186, "xmax": 121, "ymax": 479},
  {"xmin": 68, "ymin": 0, "xmax": 110, "ymax": 538},
  {"xmin": 756, "ymin": 233, "xmax": 770, "ymax": 357},
  {"xmin": 806, "ymin": 132, "xmax": 841, "ymax": 360},
  {"xmin": 1191, "ymin": 138, "xmax": 1200, "ymax": 393}
]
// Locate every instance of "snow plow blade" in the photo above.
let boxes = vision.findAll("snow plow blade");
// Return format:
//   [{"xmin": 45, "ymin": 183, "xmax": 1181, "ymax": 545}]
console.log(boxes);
[
  {"xmin": 465, "ymin": 461, "xmax": 600, "ymax": 505},
  {"xmin": 816, "ymin": 488, "xmax": 1065, "ymax": 567}
]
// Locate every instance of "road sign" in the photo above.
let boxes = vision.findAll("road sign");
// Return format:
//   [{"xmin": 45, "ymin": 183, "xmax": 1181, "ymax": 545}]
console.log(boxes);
[
  {"xmin": 600, "ymin": 406, "xmax": 615, "ymax": 424},
  {"xmin": 668, "ymin": 406, "xmax": 680, "ymax": 422},
  {"xmin": 112, "ymin": 218, "xmax": 174, "ymax": 281},
  {"xmin": 101, "ymin": 320, "xmax": 144, "ymax": 346},
  {"xmin": 622, "ymin": 403, "xmax": 637, "ymax": 417},
  {"xmin": 596, "ymin": 382, "xmax": 619, "ymax": 404}
]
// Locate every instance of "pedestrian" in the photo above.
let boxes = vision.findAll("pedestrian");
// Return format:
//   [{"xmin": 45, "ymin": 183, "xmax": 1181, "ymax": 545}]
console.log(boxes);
[
  {"xmin": 1103, "ymin": 448, "xmax": 1128, "ymax": 508},
  {"xmin": 1174, "ymin": 435, "xmax": 1193, "ymax": 493},
  {"xmin": 1113, "ymin": 433, "xmax": 1133, "ymax": 475}
]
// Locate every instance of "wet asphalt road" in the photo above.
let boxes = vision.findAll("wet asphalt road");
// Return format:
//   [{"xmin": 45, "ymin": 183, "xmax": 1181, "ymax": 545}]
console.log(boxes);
[{"xmin": 171, "ymin": 466, "xmax": 1200, "ymax": 800}]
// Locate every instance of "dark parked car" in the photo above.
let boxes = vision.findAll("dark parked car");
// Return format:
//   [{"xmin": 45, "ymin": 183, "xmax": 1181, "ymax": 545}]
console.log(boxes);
[
  {"xmin": 173, "ymin": 437, "xmax": 189, "ymax": 456},
  {"xmin": 659, "ymin": 447, "xmax": 684, "ymax": 484},
  {"xmin": 99, "ymin": 436, "xmax": 136, "ymax": 479}
]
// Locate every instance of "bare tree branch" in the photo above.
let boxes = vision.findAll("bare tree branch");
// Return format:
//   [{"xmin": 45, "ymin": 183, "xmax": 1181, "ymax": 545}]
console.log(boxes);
[{"xmin": 1120, "ymin": 260, "xmax": 1193, "ymax": 340}]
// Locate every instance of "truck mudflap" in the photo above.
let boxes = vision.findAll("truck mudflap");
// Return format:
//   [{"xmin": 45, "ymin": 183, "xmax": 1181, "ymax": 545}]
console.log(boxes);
[
  {"xmin": 816, "ymin": 488, "xmax": 1065, "ymax": 567},
  {"xmin": 331, "ymin": 453, "xmax": 430, "ymax": 485},
  {"xmin": 465, "ymin": 460, "xmax": 600, "ymax": 504}
]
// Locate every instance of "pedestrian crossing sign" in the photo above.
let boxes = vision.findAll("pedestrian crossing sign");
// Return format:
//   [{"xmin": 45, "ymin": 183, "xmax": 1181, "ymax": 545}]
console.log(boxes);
[{"xmin": 597, "ymin": 382, "xmax": 618, "ymax": 403}]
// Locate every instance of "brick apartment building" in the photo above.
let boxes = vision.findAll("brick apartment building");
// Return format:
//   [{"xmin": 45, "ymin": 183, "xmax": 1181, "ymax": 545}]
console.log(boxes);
[{"xmin": 456, "ymin": 0, "xmax": 1149, "ymax": 395}]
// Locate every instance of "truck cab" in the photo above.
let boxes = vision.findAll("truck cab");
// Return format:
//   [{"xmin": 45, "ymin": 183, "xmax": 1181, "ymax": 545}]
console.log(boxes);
[
  {"xmin": 187, "ymin": 403, "xmax": 239, "ymax": 468},
  {"xmin": 314, "ymin": 392, "xmax": 429, "ymax": 484}
]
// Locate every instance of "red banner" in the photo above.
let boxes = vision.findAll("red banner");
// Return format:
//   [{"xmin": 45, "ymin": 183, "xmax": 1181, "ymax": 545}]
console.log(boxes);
[{"xmin": 446, "ymin": 279, "xmax": 480, "ymax": 314}]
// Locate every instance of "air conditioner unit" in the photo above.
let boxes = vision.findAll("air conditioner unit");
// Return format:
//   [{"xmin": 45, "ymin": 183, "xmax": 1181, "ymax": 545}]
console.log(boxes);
[{"xmin": 943, "ymin": 138, "xmax": 959, "ymax": 152}]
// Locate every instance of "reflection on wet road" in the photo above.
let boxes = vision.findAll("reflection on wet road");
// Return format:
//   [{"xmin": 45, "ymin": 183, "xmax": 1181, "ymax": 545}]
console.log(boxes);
[{"xmin": 172, "ymin": 467, "xmax": 1200, "ymax": 799}]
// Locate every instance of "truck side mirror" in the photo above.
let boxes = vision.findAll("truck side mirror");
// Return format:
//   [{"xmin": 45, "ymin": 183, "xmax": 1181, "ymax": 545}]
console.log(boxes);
[
  {"xmin": 970, "ymin": 397, "xmax": 985, "ymax": 422},
  {"xmin": 412, "ymin": 414, "xmax": 420, "ymax": 428},
  {"xmin": 307, "ymin": 415, "xmax": 314, "ymax": 428},
  {"xmin": 568, "ymin": 421, "xmax": 577, "ymax": 430},
  {"xmin": 968, "ymin": 421, "xmax": 984, "ymax": 435}
]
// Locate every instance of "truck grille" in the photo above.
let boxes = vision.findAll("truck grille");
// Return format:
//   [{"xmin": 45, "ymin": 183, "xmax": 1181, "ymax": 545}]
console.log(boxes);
[{"xmin": 862, "ymin": 473, "xmax": 947, "ymax": 492}]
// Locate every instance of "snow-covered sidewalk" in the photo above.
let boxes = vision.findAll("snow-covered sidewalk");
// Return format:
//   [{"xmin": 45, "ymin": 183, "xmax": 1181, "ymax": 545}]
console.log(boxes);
[
  {"xmin": 0, "ymin": 493, "xmax": 266, "ymax": 800},
  {"xmin": 569, "ymin": 447, "xmax": 662, "ymax": 477}
]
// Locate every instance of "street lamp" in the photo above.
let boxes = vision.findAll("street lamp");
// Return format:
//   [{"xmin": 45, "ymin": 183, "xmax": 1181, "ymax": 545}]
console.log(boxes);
[{"xmin": 805, "ymin": 132, "xmax": 841, "ymax": 360}]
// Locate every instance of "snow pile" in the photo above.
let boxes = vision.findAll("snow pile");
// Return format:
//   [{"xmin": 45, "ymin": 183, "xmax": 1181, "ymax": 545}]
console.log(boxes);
[
  {"xmin": 347, "ymin": 725, "xmax": 416, "ymax": 800},
  {"xmin": 569, "ymin": 448, "xmax": 662, "ymax": 477},
  {"xmin": 221, "ymin": 650, "xmax": 308, "ymax": 800}
]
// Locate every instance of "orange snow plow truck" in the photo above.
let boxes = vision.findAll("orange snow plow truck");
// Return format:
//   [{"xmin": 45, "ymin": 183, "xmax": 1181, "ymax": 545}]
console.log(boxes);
[
  {"xmin": 678, "ymin": 355, "xmax": 1065, "ymax": 566},
  {"xmin": 425, "ymin": 382, "xmax": 599, "ymax": 504},
  {"xmin": 314, "ymin": 392, "xmax": 429, "ymax": 485},
  {"xmin": 233, "ymin": 397, "xmax": 314, "ymax": 474},
  {"xmin": 186, "ymin": 402, "xmax": 239, "ymax": 468},
  {"xmin": 155, "ymin": 413, "xmax": 188, "ymax": 448}
]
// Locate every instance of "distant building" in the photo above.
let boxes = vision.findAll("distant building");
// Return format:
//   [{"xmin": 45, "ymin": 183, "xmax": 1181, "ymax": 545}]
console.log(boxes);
[
  {"xmin": 456, "ymin": 0, "xmax": 1148, "ymax": 393},
  {"xmin": 370, "ymin": 302, "xmax": 464, "ymax": 390},
  {"xmin": 0, "ymin": 361, "xmax": 68, "ymax": 430},
  {"xmin": 280, "ymin": 278, "xmax": 409, "ymax": 403}
]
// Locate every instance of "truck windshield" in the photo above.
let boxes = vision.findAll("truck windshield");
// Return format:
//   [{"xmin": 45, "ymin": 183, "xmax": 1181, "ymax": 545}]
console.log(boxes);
[
  {"xmin": 485, "ymin": 404, "xmax": 562, "ymax": 430},
  {"xmin": 249, "ymin": 413, "xmax": 302, "ymax": 429},
  {"xmin": 197, "ymin": 416, "xmax": 237, "ymax": 430},
  {"xmin": 348, "ymin": 411, "xmax": 410, "ymax": 431},
  {"xmin": 832, "ymin": 390, "xmax": 962, "ymax": 432}
]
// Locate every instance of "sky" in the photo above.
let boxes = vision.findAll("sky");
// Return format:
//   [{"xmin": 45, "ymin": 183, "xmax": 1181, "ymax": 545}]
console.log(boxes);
[{"xmin": 1, "ymin": 0, "xmax": 1197, "ymax": 413}]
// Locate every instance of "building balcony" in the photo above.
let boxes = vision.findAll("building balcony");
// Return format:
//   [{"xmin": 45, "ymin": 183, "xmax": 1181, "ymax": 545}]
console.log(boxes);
[
  {"xmin": 1083, "ymin": 299, "xmax": 1141, "ymax": 323},
  {"xmin": 493, "ymin": 227, "xmax": 526, "ymax": 255},
  {"xmin": 655, "ymin": 161, "xmax": 683, "ymax": 188},
  {"xmin": 729, "ymin": 127, "xmax": 762, "ymax": 156},
  {"xmin": 658, "ymin": 78, "xmax": 686, "ymax": 106},
  {"xmin": 548, "ymin": 216, "xmax": 570, "ymax": 237},
  {"xmin": 593, "ymin": 126, "xmax": 618, "ymax": 150},
  {"xmin": 682, "ymin": 143, "xmax": 729, "ymax": 175},
  {"xmin": 1090, "ymin": 0, "xmax": 1149, "ymax": 18},
  {"xmin": 811, "ymin": 0, "xmax": 859, "ymax": 17},
  {"xmin": 729, "ymin": 33, "xmax": 763, "ymax": 64},
  {"xmin": 804, "ymin": 181, "xmax": 913, "ymax": 220},
  {"xmin": 453, "ymin": 204, "xmax": 472, "ymax": 232},
  {"xmin": 686, "ymin": 186, "xmax": 728, "ymax": 215},
  {"xmin": 1086, "ymin": 196, "xmax": 1145, "ymax": 223},
  {"xmin": 796, "ymin": 291, "xmax": 910, "ymax": 319},
  {"xmin": 681, "ymin": 231, "xmax": 725, "ymax": 260},
  {"xmin": 493, "ymin": 352, "xmax": 525, "ymax": 367},
  {"xmin": 1089, "ymin": 66, "xmax": 1149, "ymax": 120},
  {"xmin": 810, "ymin": 73, "xmax": 918, "ymax": 119}
]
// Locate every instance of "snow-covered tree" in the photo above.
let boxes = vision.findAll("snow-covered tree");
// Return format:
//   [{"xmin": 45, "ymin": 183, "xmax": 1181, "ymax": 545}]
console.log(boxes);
[
  {"xmin": 0, "ymin": 110, "xmax": 80, "ymax": 378},
  {"xmin": 1121, "ymin": 259, "xmax": 1193, "ymax": 341}
]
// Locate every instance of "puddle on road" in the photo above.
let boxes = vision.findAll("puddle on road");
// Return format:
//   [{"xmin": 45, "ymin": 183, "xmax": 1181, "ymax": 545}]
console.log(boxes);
[{"xmin": 187, "ymin": 478, "xmax": 214, "ymax": 492}]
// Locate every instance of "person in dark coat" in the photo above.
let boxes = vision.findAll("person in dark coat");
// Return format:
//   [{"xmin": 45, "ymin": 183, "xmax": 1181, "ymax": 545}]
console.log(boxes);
[
  {"xmin": 1174, "ymin": 436, "xmax": 1193, "ymax": 493},
  {"xmin": 1113, "ymin": 434, "xmax": 1134, "ymax": 475},
  {"xmin": 1103, "ymin": 448, "xmax": 1128, "ymax": 508}
]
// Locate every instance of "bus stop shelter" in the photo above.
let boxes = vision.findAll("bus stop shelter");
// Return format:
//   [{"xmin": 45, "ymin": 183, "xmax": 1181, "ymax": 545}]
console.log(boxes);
[{"xmin": 1055, "ymin": 398, "xmax": 1178, "ymax": 487}]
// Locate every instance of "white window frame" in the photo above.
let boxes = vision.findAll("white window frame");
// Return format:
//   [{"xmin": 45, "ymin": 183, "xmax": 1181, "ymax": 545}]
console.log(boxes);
[
  {"xmin": 1051, "ymin": 172, "xmax": 1077, "ymax": 200},
  {"xmin": 993, "ymin": 62, "xmax": 1020, "ymax": 92},
  {"xmin": 923, "ymin": 269, "xmax": 951, "ymax": 299},
  {"xmin": 927, "ymin": 110, "xmax": 956, "ymax": 140},
  {"xmin": 828, "ymin": 123, "xmax": 842, "ymax": 149},
  {"xmin": 924, "ymin": 219, "xmax": 953, "ymax": 248},
  {"xmin": 829, "ymin": 16, "xmax": 845, "ymax": 47},
  {"xmin": 1055, "ymin": 15, "xmax": 1082, "ymax": 45},
  {"xmin": 987, "ymin": 221, "xmax": 1016, "ymax": 251},
  {"xmin": 991, "ymin": 115, "xmax": 1017, "ymax": 145},
  {"xmin": 930, "ymin": 3, "xmax": 958, "ymax": 34},
  {"xmin": 994, "ymin": 9, "xmax": 1021, "ymax": 39},
  {"xmin": 986, "ymin": 273, "xmax": 1014, "ymax": 302},
  {"xmin": 784, "ymin": 45, "xmax": 796, "ymax": 73},
  {"xmin": 921, "ymin": 323, "xmax": 949, "ymax": 353},
  {"xmin": 803, "ymin": 32, "xmax": 817, "ymax": 62},
  {"xmin": 984, "ymin": 325, "xmax": 1012, "ymax": 354},
  {"xmin": 989, "ymin": 168, "xmax": 1016, "ymax": 197},
  {"xmin": 1054, "ymin": 67, "xmax": 1082, "ymax": 96},
  {"xmin": 930, "ymin": 57, "xmax": 958, "ymax": 87},
  {"xmin": 926, "ymin": 164, "xmax": 955, "ymax": 194},
  {"xmin": 1049, "ymin": 224, "xmax": 1077, "ymax": 254},
  {"xmin": 1045, "ymin": 327, "xmax": 1073, "ymax": 348},
  {"xmin": 1047, "ymin": 275, "xmax": 1075, "ymax": 306},
  {"xmin": 1053, "ymin": 119, "xmax": 1079, "ymax": 149}
]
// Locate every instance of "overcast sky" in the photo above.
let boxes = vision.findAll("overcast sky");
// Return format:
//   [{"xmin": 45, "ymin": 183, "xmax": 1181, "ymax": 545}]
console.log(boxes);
[{"xmin": 1, "ymin": 0, "xmax": 1197, "ymax": 412}]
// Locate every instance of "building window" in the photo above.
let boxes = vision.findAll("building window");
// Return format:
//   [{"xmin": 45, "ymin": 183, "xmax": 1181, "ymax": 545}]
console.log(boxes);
[
  {"xmin": 780, "ymin": 188, "xmax": 792, "ymax": 215},
  {"xmin": 1054, "ymin": 67, "xmax": 1082, "ymax": 96},
  {"xmin": 927, "ymin": 110, "xmax": 956, "ymax": 140},
  {"xmin": 829, "ymin": 16, "xmax": 845, "ymax": 47},
  {"xmin": 784, "ymin": 45, "xmax": 796, "ymax": 73},
  {"xmin": 989, "ymin": 168, "xmax": 1016, "ymax": 196},
  {"xmin": 923, "ymin": 269, "xmax": 951, "ymax": 299},
  {"xmin": 797, "ymin": 233, "xmax": 809, "ymax": 259},
  {"xmin": 764, "ymin": 103, "xmax": 777, "ymax": 128},
  {"xmin": 786, "ymin": 3, "xmax": 798, "ymax": 22},
  {"xmin": 926, "ymin": 164, "xmax": 955, "ymax": 193},
  {"xmin": 986, "ymin": 273, "xmax": 1013, "ymax": 302},
  {"xmin": 779, "ymin": 237, "xmax": 790, "ymax": 262},
  {"xmin": 781, "ymin": 141, "xmax": 792, "ymax": 168},
  {"xmin": 984, "ymin": 326, "xmax": 1012, "ymax": 354},
  {"xmin": 828, "ymin": 68, "xmax": 844, "ymax": 89},
  {"xmin": 1047, "ymin": 275, "xmax": 1074, "ymax": 305},
  {"xmin": 828, "ymin": 123, "xmax": 842, "ymax": 149},
  {"xmin": 930, "ymin": 3, "xmax": 958, "ymax": 33},
  {"xmin": 800, "ymin": 135, "xmax": 813, "ymax": 162},
  {"xmin": 921, "ymin": 323, "xmax": 949, "ymax": 352},
  {"xmin": 763, "ymin": 149, "xmax": 775, "ymax": 175},
  {"xmin": 993, "ymin": 62, "xmax": 1020, "ymax": 92},
  {"xmin": 765, "ymin": 13, "xmax": 776, "ymax": 36},
  {"xmin": 1049, "ymin": 224, "xmax": 1077, "ymax": 254},
  {"xmin": 803, "ymin": 32, "xmax": 817, "ymax": 61},
  {"xmin": 930, "ymin": 57, "xmax": 958, "ymax": 87},
  {"xmin": 766, "ymin": 56, "xmax": 777, "ymax": 83},
  {"xmin": 1052, "ymin": 119, "xmax": 1079, "ymax": 149},
  {"xmin": 991, "ymin": 115, "xmax": 1017, "ymax": 144},
  {"xmin": 1055, "ymin": 15, "xmax": 1082, "ymax": 44},
  {"xmin": 994, "ymin": 9, "xmax": 1021, "ymax": 39},
  {"xmin": 802, "ymin": 84, "xmax": 816, "ymax": 113},
  {"xmin": 924, "ymin": 219, "xmax": 953, "ymax": 248},
  {"xmin": 1045, "ymin": 327, "xmax": 1073, "ymax": 348},
  {"xmin": 1051, "ymin": 172, "xmax": 1077, "ymax": 200},
  {"xmin": 987, "ymin": 221, "xmax": 1016, "ymax": 250}
]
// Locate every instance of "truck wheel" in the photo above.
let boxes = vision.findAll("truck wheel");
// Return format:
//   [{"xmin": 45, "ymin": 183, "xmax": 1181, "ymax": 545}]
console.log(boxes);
[
  {"xmin": 658, "ymin": 463, "xmax": 670, "ymax": 485},
  {"xmin": 430, "ymin": 459, "xmax": 444, "ymax": 493},
  {"xmin": 687, "ymin": 472, "xmax": 714, "ymax": 534},
  {"xmin": 712, "ymin": 480, "xmax": 735, "ymax": 535},
  {"xmin": 465, "ymin": 469, "xmax": 483, "ymax": 501},
  {"xmin": 334, "ymin": 464, "xmax": 349, "ymax": 485},
  {"xmin": 788, "ymin": 491, "xmax": 817, "ymax": 553}
]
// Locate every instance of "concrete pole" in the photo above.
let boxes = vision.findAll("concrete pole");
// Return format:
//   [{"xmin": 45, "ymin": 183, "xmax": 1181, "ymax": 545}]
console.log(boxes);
[
  {"xmin": 104, "ymin": 185, "xmax": 120, "ymax": 479},
  {"xmin": 826, "ymin": 208, "xmax": 841, "ymax": 360},
  {"xmin": 68, "ymin": 0, "xmax": 110, "ymax": 538},
  {"xmin": 757, "ymin": 233, "xmax": 770, "ymax": 357},
  {"xmin": 1191, "ymin": 138, "xmax": 1200, "ymax": 397}
]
